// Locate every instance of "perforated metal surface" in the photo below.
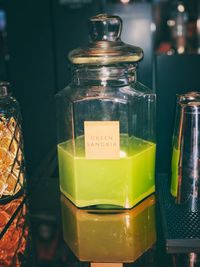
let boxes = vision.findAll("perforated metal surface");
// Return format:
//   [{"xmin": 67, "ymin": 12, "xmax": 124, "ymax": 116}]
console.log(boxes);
[{"xmin": 157, "ymin": 174, "xmax": 200, "ymax": 253}]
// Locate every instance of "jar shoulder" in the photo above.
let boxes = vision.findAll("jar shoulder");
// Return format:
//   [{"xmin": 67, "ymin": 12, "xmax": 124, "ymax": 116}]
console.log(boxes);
[
  {"xmin": 56, "ymin": 81, "xmax": 155, "ymax": 103},
  {"xmin": 132, "ymin": 81, "xmax": 155, "ymax": 94},
  {"xmin": 0, "ymin": 95, "xmax": 21, "ymax": 117}
]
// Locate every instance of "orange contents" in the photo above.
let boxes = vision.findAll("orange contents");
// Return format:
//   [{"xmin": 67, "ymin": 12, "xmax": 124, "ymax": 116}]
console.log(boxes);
[
  {"xmin": 0, "ymin": 196, "xmax": 28, "ymax": 267},
  {"xmin": 0, "ymin": 116, "xmax": 24, "ymax": 197}
]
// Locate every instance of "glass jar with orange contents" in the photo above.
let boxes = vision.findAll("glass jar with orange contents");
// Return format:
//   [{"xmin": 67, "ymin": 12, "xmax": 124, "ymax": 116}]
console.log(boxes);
[
  {"xmin": 0, "ymin": 82, "xmax": 25, "ymax": 199},
  {"xmin": 0, "ymin": 82, "xmax": 29, "ymax": 267}
]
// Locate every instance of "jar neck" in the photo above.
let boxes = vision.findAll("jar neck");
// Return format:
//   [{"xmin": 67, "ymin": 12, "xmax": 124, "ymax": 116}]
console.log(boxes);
[{"xmin": 72, "ymin": 64, "xmax": 137, "ymax": 87}]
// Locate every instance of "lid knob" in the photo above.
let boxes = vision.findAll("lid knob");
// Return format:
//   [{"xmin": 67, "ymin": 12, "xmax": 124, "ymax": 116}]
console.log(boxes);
[
  {"xmin": 69, "ymin": 13, "xmax": 144, "ymax": 65},
  {"xmin": 89, "ymin": 14, "xmax": 122, "ymax": 42}
]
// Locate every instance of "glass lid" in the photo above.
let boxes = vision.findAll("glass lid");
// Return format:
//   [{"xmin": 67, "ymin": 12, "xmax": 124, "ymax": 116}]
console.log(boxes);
[{"xmin": 69, "ymin": 14, "xmax": 143, "ymax": 65}]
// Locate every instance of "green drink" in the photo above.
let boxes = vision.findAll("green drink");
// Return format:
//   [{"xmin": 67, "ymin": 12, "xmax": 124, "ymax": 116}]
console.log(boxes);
[
  {"xmin": 58, "ymin": 135, "xmax": 156, "ymax": 208},
  {"xmin": 171, "ymin": 147, "xmax": 180, "ymax": 197}
]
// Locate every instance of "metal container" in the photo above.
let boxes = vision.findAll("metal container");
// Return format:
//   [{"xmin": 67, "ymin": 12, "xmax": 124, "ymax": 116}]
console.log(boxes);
[{"xmin": 171, "ymin": 92, "xmax": 200, "ymax": 211}]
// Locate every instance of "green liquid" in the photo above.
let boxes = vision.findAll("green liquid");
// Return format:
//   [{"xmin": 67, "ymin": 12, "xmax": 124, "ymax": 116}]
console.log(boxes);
[
  {"xmin": 171, "ymin": 147, "xmax": 180, "ymax": 197},
  {"xmin": 58, "ymin": 135, "xmax": 156, "ymax": 208}
]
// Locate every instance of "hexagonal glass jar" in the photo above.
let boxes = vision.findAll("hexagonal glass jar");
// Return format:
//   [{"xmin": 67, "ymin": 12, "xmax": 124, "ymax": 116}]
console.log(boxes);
[{"xmin": 56, "ymin": 14, "xmax": 156, "ymax": 209}]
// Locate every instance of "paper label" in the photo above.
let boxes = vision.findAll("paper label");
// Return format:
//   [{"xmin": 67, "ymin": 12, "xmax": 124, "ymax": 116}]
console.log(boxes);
[
  {"xmin": 91, "ymin": 264, "xmax": 123, "ymax": 267},
  {"xmin": 84, "ymin": 121, "xmax": 120, "ymax": 159}
]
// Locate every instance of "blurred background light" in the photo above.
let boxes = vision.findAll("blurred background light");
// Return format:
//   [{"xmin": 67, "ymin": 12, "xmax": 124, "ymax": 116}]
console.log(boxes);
[
  {"xmin": 120, "ymin": 0, "xmax": 130, "ymax": 5},
  {"xmin": 177, "ymin": 4, "xmax": 185, "ymax": 13}
]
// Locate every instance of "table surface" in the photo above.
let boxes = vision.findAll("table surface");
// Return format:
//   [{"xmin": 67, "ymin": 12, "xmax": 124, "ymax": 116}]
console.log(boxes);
[
  {"xmin": 1, "ymin": 174, "xmax": 200, "ymax": 267},
  {"xmin": 24, "ymin": 176, "xmax": 199, "ymax": 267}
]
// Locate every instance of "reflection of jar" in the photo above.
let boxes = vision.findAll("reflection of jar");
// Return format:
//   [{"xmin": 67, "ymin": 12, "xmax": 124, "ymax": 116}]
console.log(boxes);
[
  {"xmin": 0, "ymin": 82, "xmax": 25, "ymax": 199},
  {"xmin": 0, "ymin": 195, "xmax": 29, "ymax": 267},
  {"xmin": 56, "ymin": 14, "xmax": 156, "ymax": 209},
  {"xmin": 61, "ymin": 194, "xmax": 156, "ymax": 263}
]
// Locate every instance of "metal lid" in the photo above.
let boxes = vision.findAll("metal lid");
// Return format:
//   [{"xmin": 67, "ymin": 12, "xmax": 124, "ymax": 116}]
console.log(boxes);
[
  {"xmin": 177, "ymin": 91, "xmax": 200, "ymax": 104},
  {"xmin": 68, "ymin": 14, "xmax": 144, "ymax": 65},
  {"xmin": 182, "ymin": 101, "xmax": 200, "ymax": 114}
]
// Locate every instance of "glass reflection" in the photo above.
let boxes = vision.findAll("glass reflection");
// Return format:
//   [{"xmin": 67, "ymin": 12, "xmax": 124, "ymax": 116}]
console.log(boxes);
[
  {"xmin": 61, "ymin": 194, "xmax": 156, "ymax": 263},
  {"xmin": 0, "ymin": 195, "xmax": 29, "ymax": 267}
]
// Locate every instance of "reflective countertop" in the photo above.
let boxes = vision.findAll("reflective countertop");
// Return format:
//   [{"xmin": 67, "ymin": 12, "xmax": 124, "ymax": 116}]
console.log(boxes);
[{"xmin": 1, "ymin": 176, "xmax": 199, "ymax": 267}]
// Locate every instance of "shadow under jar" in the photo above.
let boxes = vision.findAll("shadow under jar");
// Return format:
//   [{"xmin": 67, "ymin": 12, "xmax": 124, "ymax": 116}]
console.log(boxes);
[{"xmin": 56, "ymin": 14, "xmax": 156, "ymax": 209}]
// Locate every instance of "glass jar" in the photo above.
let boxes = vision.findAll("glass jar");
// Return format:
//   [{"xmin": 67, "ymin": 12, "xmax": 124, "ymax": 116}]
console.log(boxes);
[
  {"xmin": 0, "ymin": 82, "xmax": 25, "ymax": 199},
  {"xmin": 56, "ymin": 14, "xmax": 156, "ymax": 209},
  {"xmin": 0, "ymin": 82, "xmax": 29, "ymax": 266}
]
